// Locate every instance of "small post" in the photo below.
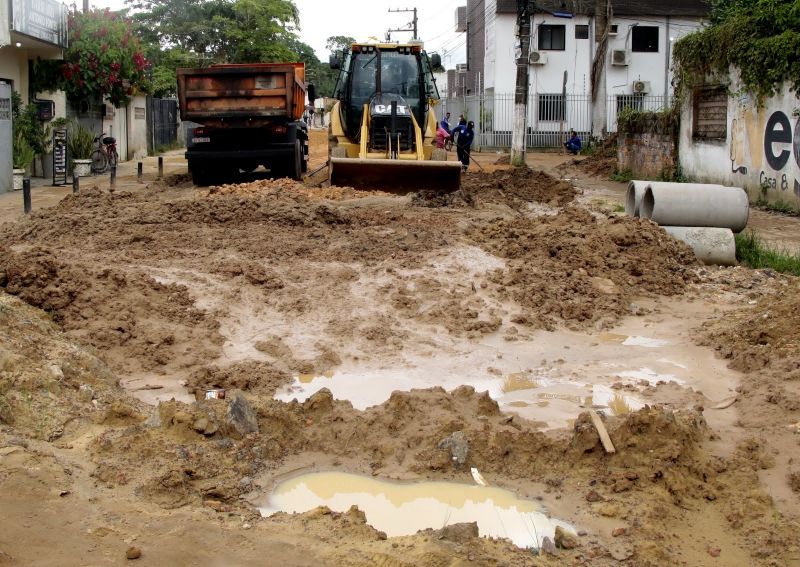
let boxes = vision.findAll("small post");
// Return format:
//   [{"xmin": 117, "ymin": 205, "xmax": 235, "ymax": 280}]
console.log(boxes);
[
  {"xmin": 23, "ymin": 178, "xmax": 31, "ymax": 214},
  {"xmin": 110, "ymin": 164, "xmax": 117, "ymax": 190},
  {"xmin": 72, "ymin": 175, "xmax": 79, "ymax": 194},
  {"xmin": 158, "ymin": 156, "xmax": 163, "ymax": 179},
  {"xmin": 137, "ymin": 161, "xmax": 143, "ymax": 182}
]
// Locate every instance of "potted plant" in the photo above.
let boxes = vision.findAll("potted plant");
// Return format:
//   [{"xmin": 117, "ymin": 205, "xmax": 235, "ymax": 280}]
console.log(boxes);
[
  {"xmin": 67, "ymin": 120, "xmax": 95, "ymax": 177},
  {"xmin": 12, "ymin": 130, "xmax": 35, "ymax": 191}
]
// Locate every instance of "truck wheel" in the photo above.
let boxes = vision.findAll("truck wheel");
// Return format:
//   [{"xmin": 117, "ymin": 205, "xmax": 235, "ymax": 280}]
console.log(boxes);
[
  {"xmin": 301, "ymin": 138, "xmax": 309, "ymax": 173},
  {"xmin": 191, "ymin": 168, "xmax": 209, "ymax": 186},
  {"xmin": 291, "ymin": 139, "xmax": 303, "ymax": 181}
]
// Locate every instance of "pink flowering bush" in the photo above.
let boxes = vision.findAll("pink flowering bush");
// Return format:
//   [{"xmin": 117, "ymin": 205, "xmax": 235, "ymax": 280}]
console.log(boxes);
[{"xmin": 62, "ymin": 8, "xmax": 151, "ymax": 107}]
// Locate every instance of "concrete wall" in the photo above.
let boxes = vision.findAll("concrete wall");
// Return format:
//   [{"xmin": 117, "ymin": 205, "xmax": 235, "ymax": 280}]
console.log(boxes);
[
  {"xmin": 126, "ymin": 95, "xmax": 148, "ymax": 160},
  {"xmin": 679, "ymin": 77, "xmax": 800, "ymax": 208},
  {"xmin": 618, "ymin": 132, "xmax": 677, "ymax": 179},
  {"xmin": 0, "ymin": 47, "xmax": 29, "ymax": 99}
]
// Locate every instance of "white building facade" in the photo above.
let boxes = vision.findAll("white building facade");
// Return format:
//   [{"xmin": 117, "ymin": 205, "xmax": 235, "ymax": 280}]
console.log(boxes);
[{"xmin": 444, "ymin": 0, "xmax": 708, "ymax": 147}]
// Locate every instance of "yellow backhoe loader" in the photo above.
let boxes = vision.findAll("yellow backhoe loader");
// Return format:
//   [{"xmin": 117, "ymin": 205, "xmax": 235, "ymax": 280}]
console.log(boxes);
[{"xmin": 327, "ymin": 43, "xmax": 462, "ymax": 192}]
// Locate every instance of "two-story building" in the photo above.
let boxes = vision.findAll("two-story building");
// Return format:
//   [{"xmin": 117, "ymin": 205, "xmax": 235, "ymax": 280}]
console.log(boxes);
[
  {"xmin": 448, "ymin": 0, "xmax": 709, "ymax": 147},
  {"xmin": 1, "ymin": 0, "xmax": 68, "ymax": 192}
]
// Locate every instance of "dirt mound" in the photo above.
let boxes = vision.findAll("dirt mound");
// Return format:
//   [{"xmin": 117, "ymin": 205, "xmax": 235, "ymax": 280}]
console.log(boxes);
[
  {"xmin": 494, "ymin": 154, "xmax": 511, "ymax": 165},
  {"xmin": 702, "ymin": 278, "xmax": 800, "ymax": 374},
  {"xmin": 462, "ymin": 167, "xmax": 577, "ymax": 207},
  {"xmin": 469, "ymin": 208, "xmax": 698, "ymax": 329},
  {"xmin": 0, "ymin": 245, "xmax": 222, "ymax": 376},
  {"xmin": 575, "ymin": 136, "xmax": 618, "ymax": 178},
  {"xmin": 187, "ymin": 361, "xmax": 290, "ymax": 399},
  {"xmin": 208, "ymin": 178, "xmax": 384, "ymax": 200},
  {"xmin": 0, "ymin": 292, "xmax": 139, "ymax": 439}
]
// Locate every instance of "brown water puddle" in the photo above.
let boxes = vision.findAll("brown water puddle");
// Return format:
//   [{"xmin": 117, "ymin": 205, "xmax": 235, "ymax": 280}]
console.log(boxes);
[{"xmin": 260, "ymin": 471, "xmax": 575, "ymax": 550}]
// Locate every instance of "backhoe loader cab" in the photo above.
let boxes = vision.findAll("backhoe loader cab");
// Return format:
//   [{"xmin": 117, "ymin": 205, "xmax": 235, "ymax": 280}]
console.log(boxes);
[{"xmin": 327, "ymin": 43, "xmax": 461, "ymax": 192}]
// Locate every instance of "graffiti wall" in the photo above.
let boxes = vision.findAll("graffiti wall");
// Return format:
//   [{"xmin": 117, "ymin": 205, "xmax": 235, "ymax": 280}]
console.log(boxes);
[{"xmin": 679, "ymin": 78, "xmax": 800, "ymax": 208}]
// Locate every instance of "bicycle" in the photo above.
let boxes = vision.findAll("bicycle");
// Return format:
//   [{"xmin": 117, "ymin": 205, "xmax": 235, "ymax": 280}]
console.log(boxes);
[{"xmin": 90, "ymin": 133, "xmax": 118, "ymax": 174}]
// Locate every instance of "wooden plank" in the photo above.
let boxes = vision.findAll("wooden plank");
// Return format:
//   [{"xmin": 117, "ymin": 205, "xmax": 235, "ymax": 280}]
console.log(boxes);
[{"xmin": 589, "ymin": 410, "xmax": 616, "ymax": 454}]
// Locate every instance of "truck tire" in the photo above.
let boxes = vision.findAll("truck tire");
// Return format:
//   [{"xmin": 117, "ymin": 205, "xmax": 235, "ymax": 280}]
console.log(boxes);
[
  {"xmin": 291, "ymin": 139, "xmax": 303, "ymax": 181},
  {"xmin": 191, "ymin": 167, "xmax": 209, "ymax": 186}
]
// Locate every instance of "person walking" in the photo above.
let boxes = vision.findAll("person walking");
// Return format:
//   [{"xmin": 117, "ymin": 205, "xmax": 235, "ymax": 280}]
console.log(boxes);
[{"xmin": 452, "ymin": 120, "xmax": 475, "ymax": 172}]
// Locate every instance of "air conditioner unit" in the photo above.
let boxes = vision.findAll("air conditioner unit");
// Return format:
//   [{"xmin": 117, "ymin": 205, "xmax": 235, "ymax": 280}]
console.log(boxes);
[
  {"xmin": 611, "ymin": 49, "xmax": 629, "ymax": 66},
  {"xmin": 529, "ymin": 51, "xmax": 548, "ymax": 65},
  {"xmin": 632, "ymin": 80, "xmax": 651, "ymax": 94},
  {"xmin": 455, "ymin": 63, "xmax": 468, "ymax": 73}
]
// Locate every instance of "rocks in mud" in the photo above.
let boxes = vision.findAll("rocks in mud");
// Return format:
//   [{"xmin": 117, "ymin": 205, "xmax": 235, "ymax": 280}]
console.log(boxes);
[
  {"xmin": 437, "ymin": 522, "xmax": 479, "ymax": 543},
  {"xmin": 125, "ymin": 546, "xmax": 142, "ymax": 560},
  {"xmin": 554, "ymin": 526, "xmax": 579, "ymax": 549},
  {"xmin": 585, "ymin": 489, "xmax": 603, "ymax": 502},
  {"xmin": 540, "ymin": 536, "xmax": 558, "ymax": 556},
  {"xmin": 437, "ymin": 431, "xmax": 469, "ymax": 466},
  {"xmin": 192, "ymin": 416, "xmax": 219, "ymax": 436},
  {"xmin": 225, "ymin": 390, "xmax": 259, "ymax": 437},
  {"xmin": 78, "ymin": 384, "xmax": 95, "ymax": 402}
]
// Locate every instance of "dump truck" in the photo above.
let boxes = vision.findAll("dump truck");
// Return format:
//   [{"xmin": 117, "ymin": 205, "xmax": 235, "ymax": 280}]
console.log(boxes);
[
  {"xmin": 327, "ymin": 43, "xmax": 462, "ymax": 192},
  {"xmin": 177, "ymin": 63, "xmax": 309, "ymax": 186}
]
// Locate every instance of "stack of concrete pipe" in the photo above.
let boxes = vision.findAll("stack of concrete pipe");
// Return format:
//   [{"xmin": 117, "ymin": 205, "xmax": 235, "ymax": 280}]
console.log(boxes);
[{"xmin": 625, "ymin": 181, "xmax": 749, "ymax": 266}]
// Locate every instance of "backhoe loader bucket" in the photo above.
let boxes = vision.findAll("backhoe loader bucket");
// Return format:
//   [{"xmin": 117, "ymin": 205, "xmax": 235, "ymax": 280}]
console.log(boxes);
[{"xmin": 330, "ymin": 158, "xmax": 463, "ymax": 194}]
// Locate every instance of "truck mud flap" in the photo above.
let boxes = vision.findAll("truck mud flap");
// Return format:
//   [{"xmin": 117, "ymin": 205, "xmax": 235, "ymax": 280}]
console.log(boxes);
[{"xmin": 329, "ymin": 158, "xmax": 462, "ymax": 194}]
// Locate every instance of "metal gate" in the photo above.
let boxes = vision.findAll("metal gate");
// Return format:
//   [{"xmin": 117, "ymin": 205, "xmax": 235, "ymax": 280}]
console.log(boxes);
[{"xmin": 149, "ymin": 98, "xmax": 178, "ymax": 151}]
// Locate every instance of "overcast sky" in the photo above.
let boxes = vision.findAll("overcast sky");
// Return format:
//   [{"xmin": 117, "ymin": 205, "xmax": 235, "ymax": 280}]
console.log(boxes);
[
  {"xmin": 100, "ymin": 0, "xmax": 468, "ymax": 68},
  {"xmin": 293, "ymin": 0, "xmax": 467, "ymax": 67}
]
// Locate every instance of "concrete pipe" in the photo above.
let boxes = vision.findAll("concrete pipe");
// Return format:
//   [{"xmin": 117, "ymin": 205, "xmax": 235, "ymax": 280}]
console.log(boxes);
[
  {"xmin": 641, "ymin": 182, "xmax": 749, "ymax": 232},
  {"xmin": 663, "ymin": 226, "xmax": 736, "ymax": 266},
  {"xmin": 625, "ymin": 181, "xmax": 650, "ymax": 217}
]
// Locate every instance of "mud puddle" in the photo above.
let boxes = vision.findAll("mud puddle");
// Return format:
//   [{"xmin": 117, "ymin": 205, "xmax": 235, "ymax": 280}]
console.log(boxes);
[
  {"xmin": 260, "ymin": 471, "xmax": 575, "ymax": 549},
  {"xmin": 275, "ymin": 367, "xmax": 645, "ymax": 429},
  {"xmin": 276, "ymin": 298, "xmax": 739, "ymax": 429}
]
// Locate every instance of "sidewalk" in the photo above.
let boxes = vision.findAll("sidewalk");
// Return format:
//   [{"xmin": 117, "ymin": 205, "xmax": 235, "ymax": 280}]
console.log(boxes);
[{"xmin": 0, "ymin": 150, "xmax": 188, "ymax": 225}]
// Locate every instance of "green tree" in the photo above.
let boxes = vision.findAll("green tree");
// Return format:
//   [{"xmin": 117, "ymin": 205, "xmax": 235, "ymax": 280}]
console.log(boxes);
[
  {"xmin": 325, "ymin": 35, "xmax": 356, "ymax": 54},
  {"xmin": 673, "ymin": 0, "xmax": 800, "ymax": 99},
  {"xmin": 34, "ymin": 8, "xmax": 151, "ymax": 107}
]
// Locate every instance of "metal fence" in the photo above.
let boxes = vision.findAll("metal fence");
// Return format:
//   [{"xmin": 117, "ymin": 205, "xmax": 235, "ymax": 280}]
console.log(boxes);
[{"xmin": 438, "ymin": 93, "xmax": 672, "ymax": 149}]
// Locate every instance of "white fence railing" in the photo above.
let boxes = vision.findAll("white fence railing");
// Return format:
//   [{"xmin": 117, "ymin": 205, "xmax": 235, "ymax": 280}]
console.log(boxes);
[{"xmin": 437, "ymin": 93, "xmax": 672, "ymax": 149}]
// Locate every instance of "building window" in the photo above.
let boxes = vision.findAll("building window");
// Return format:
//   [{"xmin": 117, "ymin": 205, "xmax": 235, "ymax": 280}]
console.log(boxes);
[
  {"xmin": 632, "ymin": 26, "xmax": 659, "ymax": 52},
  {"xmin": 538, "ymin": 94, "xmax": 565, "ymax": 122},
  {"xmin": 693, "ymin": 86, "xmax": 728, "ymax": 140},
  {"xmin": 575, "ymin": 25, "xmax": 589, "ymax": 39},
  {"xmin": 538, "ymin": 25, "xmax": 566, "ymax": 51}
]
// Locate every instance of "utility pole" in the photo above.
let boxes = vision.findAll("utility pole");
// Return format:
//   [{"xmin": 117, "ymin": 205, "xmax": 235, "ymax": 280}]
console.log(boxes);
[
  {"xmin": 388, "ymin": 7, "xmax": 418, "ymax": 40},
  {"xmin": 511, "ymin": 0, "xmax": 532, "ymax": 167}
]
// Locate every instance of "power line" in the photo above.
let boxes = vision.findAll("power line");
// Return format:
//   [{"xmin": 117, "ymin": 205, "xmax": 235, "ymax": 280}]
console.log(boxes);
[{"xmin": 388, "ymin": 7, "xmax": 419, "ymax": 41}]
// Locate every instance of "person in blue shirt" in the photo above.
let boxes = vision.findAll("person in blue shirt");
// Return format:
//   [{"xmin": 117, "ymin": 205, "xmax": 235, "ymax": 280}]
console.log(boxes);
[
  {"xmin": 564, "ymin": 130, "xmax": 582, "ymax": 155},
  {"xmin": 440, "ymin": 111, "xmax": 451, "ymax": 134},
  {"xmin": 452, "ymin": 119, "xmax": 475, "ymax": 172}
]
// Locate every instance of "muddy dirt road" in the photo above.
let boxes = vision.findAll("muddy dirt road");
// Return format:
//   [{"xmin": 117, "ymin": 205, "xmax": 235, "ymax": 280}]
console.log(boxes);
[{"xmin": 0, "ymin": 132, "xmax": 799, "ymax": 566}]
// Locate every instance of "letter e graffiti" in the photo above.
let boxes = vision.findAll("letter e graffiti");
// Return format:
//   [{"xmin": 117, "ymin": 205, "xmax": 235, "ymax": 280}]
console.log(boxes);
[
  {"xmin": 794, "ymin": 116, "xmax": 800, "ymax": 168},
  {"xmin": 764, "ymin": 111, "xmax": 792, "ymax": 170}
]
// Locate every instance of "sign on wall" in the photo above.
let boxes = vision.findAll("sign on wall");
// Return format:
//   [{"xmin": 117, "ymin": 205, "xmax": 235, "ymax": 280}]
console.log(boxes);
[
  {"xmin": 11, "ymin": 0, "xmax": 68, "ymax": 48},
  {"xmin": 52, "ymin": 128, "xmax": 67, "ymax": 186},
  {"xmin": 730, "ymin": 97, "xmax": 800, "ymax": 199}
]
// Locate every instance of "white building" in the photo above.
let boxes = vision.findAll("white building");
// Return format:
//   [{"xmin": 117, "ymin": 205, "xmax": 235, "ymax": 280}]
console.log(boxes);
[{"xmin": 477, "ymin": 0, "xmax": 709, "ymax": 140}]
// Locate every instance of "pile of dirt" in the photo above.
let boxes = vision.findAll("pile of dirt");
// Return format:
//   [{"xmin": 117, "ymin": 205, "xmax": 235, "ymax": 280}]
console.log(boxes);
[
  {"xmin": 208, "ymin": 178, "xmax": 384, "ymax": 200},
  {"xmin": 462, "ymin": 167, "xmax": 577, "ymax": 208},
  {"xmin": 0, "ymin": 292, "xmax": 139, "ymax": 440},
  {"xmin": 575, "ymin": 136, "xmax": 618, "ymax": 178},
  {"xmin": 0, "ymin": 245, "xmax": 222, "ymax": 377},
  {"xmin": 494, "ymin": 153, "xmax": 511, "ymax": 165},
  {"xmin": 702, "ymin": 278, "xmax": 800, "ymax": 375},
  {"xmin": 468, "ymin": 207, "xmax": 698, "ymax": 329}
]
